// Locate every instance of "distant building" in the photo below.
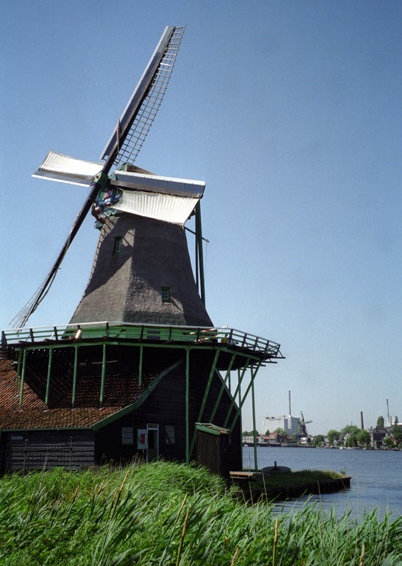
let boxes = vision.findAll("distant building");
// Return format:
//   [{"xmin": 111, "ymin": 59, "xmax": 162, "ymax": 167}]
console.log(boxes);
[{"xmin": 369, "ymin": 426, "xmax": 387, "ymax": 449}]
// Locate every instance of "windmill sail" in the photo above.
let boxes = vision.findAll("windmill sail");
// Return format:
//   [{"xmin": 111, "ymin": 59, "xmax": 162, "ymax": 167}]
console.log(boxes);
[
  {"xmin": 101, "ymin": 26, "xmax": 185, "ymax": 170},
  {"xmin": 110, "ymin": 171, "xmax": 205, "ymax": 224},
  {"xmin": 11, "ymin": 25, "xmax": 185, "ymax": 328},
  {"xmin": 33, "ymin": 151, "xmax": 103, "ymax": 186}
]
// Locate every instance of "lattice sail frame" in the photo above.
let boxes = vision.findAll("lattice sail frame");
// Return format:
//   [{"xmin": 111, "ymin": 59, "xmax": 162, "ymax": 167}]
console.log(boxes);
[{"xmin": 102, "ymin": 26, "xmax": 185, "ymax": 171}]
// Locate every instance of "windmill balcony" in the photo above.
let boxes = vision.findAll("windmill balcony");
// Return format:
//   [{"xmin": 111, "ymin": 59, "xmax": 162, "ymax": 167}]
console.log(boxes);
[{"xmin": 2, "ymin": 322, "xmax": 283, "ymax": 371}]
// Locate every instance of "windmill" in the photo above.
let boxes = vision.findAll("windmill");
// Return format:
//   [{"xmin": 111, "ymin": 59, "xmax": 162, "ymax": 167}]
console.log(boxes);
[
  {"xmin": 297, "ymin": 411, "xmax": 313, "ymax": 437},
  {"xmin": 1, "ymin": 26, "xmax": 283, "ymax": 476},
  {"xmin": 11, "ymin": 25, "xmax": 209, "ymax": 329}
]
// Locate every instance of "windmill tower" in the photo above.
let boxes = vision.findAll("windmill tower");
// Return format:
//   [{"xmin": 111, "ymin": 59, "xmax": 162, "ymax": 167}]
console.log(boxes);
[{"xmin": 0, "ymin": 27, "xmax": 283, "ymax": 476}]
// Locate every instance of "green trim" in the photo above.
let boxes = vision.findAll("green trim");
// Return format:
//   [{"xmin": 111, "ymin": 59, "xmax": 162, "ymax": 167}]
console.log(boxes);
[
  {"xmin": 195, "ymin": 423, "xmax": 229, "ymax": 436},
  {"xmin": 3, "ymin": 323, "xmax": 282, "ymax": 361},
  {"xmin": 10, "ymin": 339, "xmax": 264, "ymax": 370},
  {"xmin": 92, "ymin": 360, "xmax": 183, "ymax": 431}
]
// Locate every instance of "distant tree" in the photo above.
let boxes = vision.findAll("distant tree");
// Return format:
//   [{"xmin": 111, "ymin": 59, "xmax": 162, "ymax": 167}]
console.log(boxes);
[
  {"xmin": 391, "ymin": 424, "xmax": 402, "ymax": 447},
  {"xmin": 242, "ymin": 430, "xmax": 259, "ymax": 437},
  {"xmin": 376, "ymin": 416, "xmax": 385, "ymax": 428},
  {"xmin": 356, "ymin": 429, "xmax": 371, "ymax": 447},
  {"xmin": 264, "ymin": 429, "xmax": 270, "ymax": 436},
  {"xmin": 341, "ymin": 425, "xmax": 360, "ymax": 436},
  {"xmin": 273, "ymin": 428, "xmax": 286, "ymax": 436},
  {"xmin": 327, "ymin": 430, "xmax": 340, "ymax": 446},
  {"xmin": 383, "ymin": 436, "xmax": 394, "ymax": 449},
  {"xmin": 312, "ymin": 434, "xmax": 325, "ymax": 446},
  {"xmin": 341, "ymin": 425, "xmax": 359, "ymax": 447},
  {"xmin": 345, "ymin": 435, "xmax": 358, "ymax": 447}
]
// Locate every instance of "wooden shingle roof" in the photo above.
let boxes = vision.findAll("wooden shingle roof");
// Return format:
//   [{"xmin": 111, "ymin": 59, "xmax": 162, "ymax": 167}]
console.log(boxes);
[{"xmin": 0, "ymin": 359, "xmax": 144, "ymax": 431}]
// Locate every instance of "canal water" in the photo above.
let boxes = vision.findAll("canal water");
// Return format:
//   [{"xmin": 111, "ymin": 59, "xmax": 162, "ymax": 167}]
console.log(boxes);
[{"xmin": 242, "ymin": 446, "xmax": 402, "ymax": 519}]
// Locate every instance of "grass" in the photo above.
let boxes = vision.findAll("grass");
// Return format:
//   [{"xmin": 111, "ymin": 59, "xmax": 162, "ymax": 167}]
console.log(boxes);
[{"xmin": 0, "ymin": 461, "xmax": 400, "ymax": 565}]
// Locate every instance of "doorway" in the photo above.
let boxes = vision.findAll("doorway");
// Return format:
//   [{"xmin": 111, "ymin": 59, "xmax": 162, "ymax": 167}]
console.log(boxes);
[{"xmin": 146, "ymin": 423, "xmax": 159, "ymax": 462}]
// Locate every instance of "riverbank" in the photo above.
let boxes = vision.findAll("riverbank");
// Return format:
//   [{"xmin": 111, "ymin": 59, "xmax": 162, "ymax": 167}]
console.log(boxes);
[{"xmin": 1, "ymin": 461, "xmax": 400, "ymax": 565}]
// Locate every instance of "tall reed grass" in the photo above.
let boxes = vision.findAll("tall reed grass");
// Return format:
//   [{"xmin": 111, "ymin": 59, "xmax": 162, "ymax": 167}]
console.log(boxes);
[{"xmin": 0, "ymin": 461, "xmax": 400, "ymax": 565}]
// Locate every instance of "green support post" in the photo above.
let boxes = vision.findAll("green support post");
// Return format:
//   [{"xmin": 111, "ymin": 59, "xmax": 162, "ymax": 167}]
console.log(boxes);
[
  {"xmin": 19, "ymin": 349, "xmax": 27, "ymax": 404},
  {"xmin": 251, "ymin": 377, "xmax": 258, "ymax": 471},
  {"xmin": 16, "ymin": 348, "xmax": 23, "ymax": 390},
  {"xmin": 189, "ymin": 349, "xmax": 220, "ymax": 458},
  {"xmin": 45, "ymin": 347, "xmax": 53, "ymax": 405},
  {"xmin": 223, "ymin": 358, "xmax": 250, "ymax": 428},
  {"xmin": 99, "ymin": 343, "xmax": 107, "ymax": 406},
  {"xmin": 185, "ymin": 348, "xmax": 190, "ymax": 464},
  {"xmin": 229, "ymin": 362, "xmax": 262, "ymax": 433},
  {"xmin": 209, "ymin": 353, "xmax": 236, "ymax": 423},
  {"xmin": 238, "ymin": 369, "xmax": 243, "ymax": 449},
  {"xmin": 71, "ymin": 345, "xmax": 78, "ymax": 407},
  {"xmin": 195, "ymin": 202, "xmax": 206, "ymax": 306}
]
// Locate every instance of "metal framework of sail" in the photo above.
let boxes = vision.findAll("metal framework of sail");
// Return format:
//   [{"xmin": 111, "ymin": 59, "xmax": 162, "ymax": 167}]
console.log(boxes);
[
  {"xmin": 11, "ymin": 26, "xmax": 185, "ymax": 329},
  {"xmin": 101, "ymin": 26, "xmax": 185, "ymax": 170}
]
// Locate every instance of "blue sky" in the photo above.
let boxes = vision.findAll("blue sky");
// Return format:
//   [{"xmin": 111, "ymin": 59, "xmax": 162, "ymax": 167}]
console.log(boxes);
[{"xmin": 1, "ymin": 0, "xmax": 402, "ymax": 434}]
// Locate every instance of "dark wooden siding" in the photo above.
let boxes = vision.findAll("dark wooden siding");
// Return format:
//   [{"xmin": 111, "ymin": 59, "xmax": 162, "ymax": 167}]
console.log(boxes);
[
  {"xmin": 95, "ymin": 354, "xmax": 242, "ymax": 472},
  {"xmin": 0, "ymin": 430, "xmax": 95, "ymax": 473},
  {"xmin": 196, "ymin": 430, "xmax": 233, "ymax": 477}
]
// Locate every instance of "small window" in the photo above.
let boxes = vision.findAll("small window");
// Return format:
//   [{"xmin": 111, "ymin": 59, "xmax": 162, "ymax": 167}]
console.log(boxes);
[
  {"xmin": 161, "ymin": 287, "xmax": 171, "ymax": 303},
  {"xmin": 113, "ymin": 236, "xmax": 122, "ymax": 254},
  {"xmin": 121, "ymin": 426, "xmax": 134, "ymax": 445},
  {"xmin": 165, "ymin": 424, "xmax": 175, "ymax": 445}
]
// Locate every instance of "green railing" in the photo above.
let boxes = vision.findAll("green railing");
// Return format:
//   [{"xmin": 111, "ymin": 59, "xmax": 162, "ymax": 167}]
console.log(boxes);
[{"xmin": 2, "ymin": 322, "xmax": 282, "ymax": 358}]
